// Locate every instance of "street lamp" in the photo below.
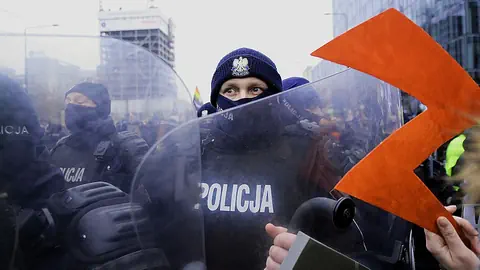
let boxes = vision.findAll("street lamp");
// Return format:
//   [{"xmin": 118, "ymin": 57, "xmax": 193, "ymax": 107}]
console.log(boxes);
[
  {"xmin": 24, "ymin": 24, "xmax": 59, "ymax": 91},
  {"xmin": 324, "ymin": 12, "xmax": 349, "ymax": 35}
]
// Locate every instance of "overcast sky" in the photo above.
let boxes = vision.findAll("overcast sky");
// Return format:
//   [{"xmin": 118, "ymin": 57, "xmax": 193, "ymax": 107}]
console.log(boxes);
[{"xmin": 0, "ymin": 0, "xmax": 333, "ymax": 101}]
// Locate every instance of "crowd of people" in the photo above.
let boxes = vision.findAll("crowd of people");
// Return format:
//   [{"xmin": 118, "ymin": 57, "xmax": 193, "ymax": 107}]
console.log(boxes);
[{"xmin": 0, "ymin": 45, "xmax": 479, "ymax": 270}]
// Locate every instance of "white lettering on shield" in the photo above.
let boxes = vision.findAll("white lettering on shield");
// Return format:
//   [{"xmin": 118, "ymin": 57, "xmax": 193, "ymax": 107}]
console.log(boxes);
[
  {"xmin": 282, "ymin": 98, "xmax": 303, "ymax": 121},
  {"xmin": 60, "ymin": 167, "xmax": 85, "ymax": 183},
  {"xmin": 0, "ymin": 125, "xmax": 29, "ymax": 135},
  {"xmin": 200, "ymin": 183, "xmax": 274, "ymax": 213}
]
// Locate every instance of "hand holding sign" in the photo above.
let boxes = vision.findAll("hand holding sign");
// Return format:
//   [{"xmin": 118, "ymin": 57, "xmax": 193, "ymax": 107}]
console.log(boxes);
[
  {"xmin": 425, "ymin": 206, "xmax": 480, "ymax": 270},
  {"xmin": 311, "ymin": 9, "xmax": 480, "ymax": 242}
]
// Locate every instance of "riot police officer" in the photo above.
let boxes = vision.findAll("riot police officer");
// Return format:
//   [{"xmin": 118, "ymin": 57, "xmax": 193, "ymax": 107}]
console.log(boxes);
[
  {"xmin": 0, "ymin": 74, "xmax": 65, "ymax": 209},
  {"xmin": 0, "ymin": 74, "xmax": 65, "ymax": 268},
  {"xmin": 49, "ymin": 82, "xmax": 149, "ymax": 192},
  {"xmin": 42, "ymin": 122, "xmax": 67, "ymax": 150},
  {"xmin": 0, "ymin": 74, "xmax": 201, "ymax": 270},
  {"xmin": 197, "ymin": 102, "xmax": 216, "ymax": 117},
  {"xmin": 194, "ymin": 48, "xmax": 364, "ymax": 269}
]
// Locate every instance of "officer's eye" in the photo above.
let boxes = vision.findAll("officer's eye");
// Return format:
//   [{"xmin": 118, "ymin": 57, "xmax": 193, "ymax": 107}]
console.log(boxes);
[
  {"xmin": 221, "ymin": 88, "xmax": 236, "ymax": 97},
  {"xmin": 250, "ymin": 87, "xmax": 264, "ymax": 95}
]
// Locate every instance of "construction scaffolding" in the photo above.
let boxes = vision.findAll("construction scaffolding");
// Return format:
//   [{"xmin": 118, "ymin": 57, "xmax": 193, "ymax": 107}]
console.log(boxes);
[{"xmin": 97, "ymin": 6, "xmax": 177, "ymax": 121}]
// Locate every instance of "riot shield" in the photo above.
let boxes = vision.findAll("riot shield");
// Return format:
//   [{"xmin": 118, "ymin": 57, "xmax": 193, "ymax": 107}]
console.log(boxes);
[
  {"xmin": 0, "ymin": 33, "xmax": 202, "ymax": 270},
  {"xmin": 138, "ymin": 68, "xmax": 406, "ymax": 269}
]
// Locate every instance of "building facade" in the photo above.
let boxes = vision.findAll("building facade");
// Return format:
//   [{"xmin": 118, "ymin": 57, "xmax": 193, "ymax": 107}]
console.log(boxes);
[
  {"xmin": 97, "ymin": 7, "xmax": 178, "ymax": 122},
  {"xmin": 310, "ymin": 0, "xmax": 480, "ymax": 84},
  {"xmin": 99, "ymin": 8, "xmax": 175, "ymax": 67},
  {"xmin": 25, "ymin": 52, "xmax": 95, "ymax": 124}
]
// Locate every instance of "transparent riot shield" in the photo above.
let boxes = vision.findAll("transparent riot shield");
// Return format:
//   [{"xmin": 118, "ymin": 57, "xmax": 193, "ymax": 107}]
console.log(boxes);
[
  {"xmin": 138, "ymin": 68, "xmax": 405, "ymax": 269},
  {"xmin": 0, "ymin": 33, "xmax": 202, "ymax": 270}
]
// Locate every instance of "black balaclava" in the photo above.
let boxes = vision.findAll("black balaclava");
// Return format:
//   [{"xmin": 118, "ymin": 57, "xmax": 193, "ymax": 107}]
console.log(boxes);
[
  {"xmin": 64, "ymin": 82, "xmax": 112, "ymax": 133},
  {"xmin": 64, "ymin": 83, "xmax": 115, "ymax": 146}
]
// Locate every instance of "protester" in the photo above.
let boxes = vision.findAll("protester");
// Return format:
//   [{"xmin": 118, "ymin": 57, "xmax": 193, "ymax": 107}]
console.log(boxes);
[{"xmin": 425, "ymin": 205, "xmax": 480, "ymax": 270}]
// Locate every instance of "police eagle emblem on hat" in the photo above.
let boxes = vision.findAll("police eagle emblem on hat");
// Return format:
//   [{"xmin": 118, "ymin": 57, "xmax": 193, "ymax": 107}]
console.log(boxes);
[{"xmin": 231, "ymin": 57, "xmax": 250, "ymax": 76}]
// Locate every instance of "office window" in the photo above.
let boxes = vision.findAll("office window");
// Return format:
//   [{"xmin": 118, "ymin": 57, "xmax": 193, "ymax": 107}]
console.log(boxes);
[
  {"xmin": 469, "ymin": 0, "xmax": 479, "ymax": 33},
  {"xmin": 467, "ymin": 36, "xmax": 480, "ymax": 69}
]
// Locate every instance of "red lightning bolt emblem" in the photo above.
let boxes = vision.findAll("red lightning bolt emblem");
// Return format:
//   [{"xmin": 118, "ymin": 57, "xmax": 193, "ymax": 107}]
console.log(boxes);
[{"xmin": 312, "ymin": 9, "xmax": 480, "ymax": 238}]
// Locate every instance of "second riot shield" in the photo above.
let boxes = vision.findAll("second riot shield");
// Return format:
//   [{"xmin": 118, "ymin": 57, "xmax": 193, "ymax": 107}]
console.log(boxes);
[{"xmin": 0, "ymin": 33, "xmax": 202, "ymax": 270}]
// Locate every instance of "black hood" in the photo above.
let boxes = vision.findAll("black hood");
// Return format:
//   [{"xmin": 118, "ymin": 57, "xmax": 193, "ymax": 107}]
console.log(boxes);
[{"xmin": 65, "ymin": 82, "xmax": 111, "ymax": 118}]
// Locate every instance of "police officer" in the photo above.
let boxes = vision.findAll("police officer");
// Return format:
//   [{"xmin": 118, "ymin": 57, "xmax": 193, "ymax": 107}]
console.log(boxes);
[
  {"xmin": 49, "ymin": 82, "xmax": 149, "ymax": 192},
  {"xmin": 42, "ymin": 122, "xmax": 67, "ymax": 151},
  {"xmin": 137, "ymin": 48, "xmax": 407, "ymax": 269},
  {"xmin": 197, "ymin": 102, "xmax": 216, "ymax": 117},
  {"xmin": 281, "ymin": 77, "xmax": 323, "ymax": 125},
  {"xmin": 0, "ymin": 74, "xmax": 65, "ymax": 268},
  {"xmin": 0, "ymin": 74, "xmax": 65, "ymax": 209},
  {"xmin": 198, "ymin": 48, "xmax": 365, "ymax": 269},
  {"xmin": 0, "ymin": 75, "xmax": 201, "ymax": 270}
]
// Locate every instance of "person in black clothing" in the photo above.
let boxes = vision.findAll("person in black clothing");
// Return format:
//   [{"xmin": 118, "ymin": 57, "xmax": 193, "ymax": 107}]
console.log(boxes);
[
  {"xmin": 49, "ymin": 82, "xmax": 149, "ymax": 192},
  {"xmin": 281, "ymin": 77, "xmax": 317, "ymax": 124},
  {"xmin": 203, "ymin": 49, "xmax": 373, "ymax": 269},
  {"xmin": 42, "ymin": 122, "xmax": 67, "ymax": 151},
  {"xmin": 0, "ymin": 76, "xmax": 185, "ymax": 270},
  {"xmin": 134, "ymin": 49, "xmax": 367, "ymax": 270},
  {"xmin": 0, "ymin": 74, "xmax": 65, "ymax": 208},
  {"xmin": 115, "ymin": 118, "xmax": 129, "ymax": 132},
  {"xmin": 197, "ymin": 102, "xmax": 216, "ymax": 117},
  {"xmin": 0, "ymin": 74, "xmax": 65, "ymax": 269}
]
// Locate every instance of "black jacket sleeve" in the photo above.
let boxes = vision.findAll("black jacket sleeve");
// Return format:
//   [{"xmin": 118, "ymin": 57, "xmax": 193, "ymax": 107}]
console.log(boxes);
[{"xmin": 9, "ymin": 147, "xmax": 65, "ymax": 209}]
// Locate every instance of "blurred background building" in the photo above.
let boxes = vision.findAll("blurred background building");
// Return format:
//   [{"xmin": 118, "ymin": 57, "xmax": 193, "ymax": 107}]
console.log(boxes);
[
  {"xmin": 97, "ymin": 0, "xmax": 178, "ymax": 122},
  {"xmin": 307, "ymin": 0, "xmax": 480, "ymax": 84}
]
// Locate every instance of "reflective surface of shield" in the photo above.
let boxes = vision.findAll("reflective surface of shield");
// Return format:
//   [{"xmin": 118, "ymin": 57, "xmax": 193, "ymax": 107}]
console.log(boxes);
[
  {"xmin": 140, "ymin": 68, "xmax": 405, "ymax": 269},
  {"xmin": 0, "ymin": 33, "xmax": 203, "ymax": 270}
]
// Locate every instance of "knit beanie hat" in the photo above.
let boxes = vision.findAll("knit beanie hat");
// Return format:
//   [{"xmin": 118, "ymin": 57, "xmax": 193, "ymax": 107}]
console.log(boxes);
[{"xmin": 210, "ymin": 48, "xmax": 282, "ymax": 107}]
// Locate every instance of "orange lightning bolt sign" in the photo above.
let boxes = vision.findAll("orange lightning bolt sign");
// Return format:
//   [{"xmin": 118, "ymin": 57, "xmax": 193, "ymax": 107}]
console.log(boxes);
[{"xmin": 312, "ymin": 9, "xmax": 480, "ymax": 237}]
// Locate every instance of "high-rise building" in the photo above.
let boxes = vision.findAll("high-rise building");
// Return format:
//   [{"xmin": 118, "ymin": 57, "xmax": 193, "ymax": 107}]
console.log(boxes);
[
  {"xmin": 98, "ymin": 7, "xmax": 175, "ymax": 67},
  {"xmin": 311, "ymin": 0, "xmax": 480, "ymax": 84},
  {"xmin": 97, "ymin": 5, "xmax": 177, "ymax": 121}
]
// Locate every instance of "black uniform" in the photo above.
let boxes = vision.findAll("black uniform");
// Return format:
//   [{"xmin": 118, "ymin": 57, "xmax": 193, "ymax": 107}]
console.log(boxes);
[
  {"xmin": 49, "ymin": 83, "xmax": 149, "ymax": 192},
  {"xmin": 0, "ymin": 75, "xmax": 64, "ymax": 208},
  {"xmin": 199, "ymin": 111, "xmax": 371, "ymax": 269},
  {"xmin": 137, "ymin": 97, "xmax": 367, "ymax": 269},
  {"xmin": 41, "ymin": 123, "xmax": 67, "ymax": 151},
  {"xmin": 0, "ymin": 74, "xmax": 65, "ymax": 268}
]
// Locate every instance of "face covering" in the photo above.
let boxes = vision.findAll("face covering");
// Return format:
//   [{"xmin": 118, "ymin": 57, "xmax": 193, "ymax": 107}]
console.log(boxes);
[
  {"xmin": 216, "ymin": 91, "xmax": 271, "ymax": 111},
  {"xmin": 215, "ymin": 92, "xmax": 281, "ymax": 149},
  {"xmin": 65, "ymin": 104, "xmax": 99, "ymax": 133}
]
